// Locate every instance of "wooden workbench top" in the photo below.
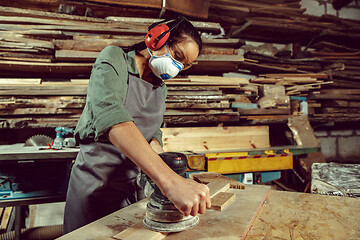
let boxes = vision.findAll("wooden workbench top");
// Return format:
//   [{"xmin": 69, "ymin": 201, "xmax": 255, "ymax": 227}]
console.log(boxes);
[
  {"xmin": 58, "ymin": 185, "xmax": 360, "ymax": 240},
  {"xmin": 58, "ymin": 185, "xmax": 270, "ymax": 240},
  {"xmin": 246, "ymin": 190, "xmax": 360, "ymax": 240},
  {"xmin": 0, "ymin": 143, "xmax": 79, "ymax": 160}
]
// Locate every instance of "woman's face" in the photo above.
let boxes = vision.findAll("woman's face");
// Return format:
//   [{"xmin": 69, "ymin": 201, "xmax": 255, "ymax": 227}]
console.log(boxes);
[{"xmin": 153, "ymin": 38, "xmax": 199, "ymax": 70}]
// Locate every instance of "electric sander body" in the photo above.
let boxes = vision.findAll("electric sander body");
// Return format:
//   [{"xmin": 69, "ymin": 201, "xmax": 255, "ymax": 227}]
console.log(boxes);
[{"xmin": 143, "ymin": 152, "xmax": 199, "ymax": 232}]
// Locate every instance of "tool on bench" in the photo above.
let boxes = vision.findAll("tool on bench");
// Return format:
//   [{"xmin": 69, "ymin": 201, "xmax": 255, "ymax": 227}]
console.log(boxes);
[
  {"xmin": 143, "ymin": 152, "xmax": 199, "ymax": 232},
  {"xmin": 53, "ymin": 127, "xmax": 75, "ymax": 149}
]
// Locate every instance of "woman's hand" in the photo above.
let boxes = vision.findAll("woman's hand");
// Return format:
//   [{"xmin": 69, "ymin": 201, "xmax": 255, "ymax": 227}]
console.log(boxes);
[{"xmin": 160, "ymin": 174, "xmax": 211, "ymax": 216}]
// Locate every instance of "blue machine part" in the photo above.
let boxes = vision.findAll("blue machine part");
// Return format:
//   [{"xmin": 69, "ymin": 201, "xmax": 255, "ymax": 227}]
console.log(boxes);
[
  {"xmin": 260, "ymin": 171, "xmax": 281, "ymax": 183},
  {"xmin": 225, "ymin": 171, "xmax": 281, "ymax": 184}
]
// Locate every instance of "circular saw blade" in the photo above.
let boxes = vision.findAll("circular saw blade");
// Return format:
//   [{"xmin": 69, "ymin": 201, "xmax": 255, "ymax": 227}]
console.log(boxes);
[{"xmin": 24, "ymin": 134, "xmax": 53, "ymax": 147}]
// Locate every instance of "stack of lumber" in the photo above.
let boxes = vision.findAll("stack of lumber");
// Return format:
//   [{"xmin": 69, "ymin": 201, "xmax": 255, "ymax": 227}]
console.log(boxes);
[
  {"xmin": 207, "ymin": 0, "xmax": 360, "ymax": 123},
  {"xmin": 0, "ymin": 76, "xmax": 253, "ymax": 128},
  {"xmin": 0, "ymin": 0, "xmax": 210, "ymax": 19},
  {"xmin": 0, "ymin": 78, "xmax": 87, "ymax": 128},
  {"xmin": 0, "ymin": 6, "xmax": 244, "ymax": 78},
  {"xmin": 226, "ymin": 3, "xmax": 359, "ymax": 50},
  {"xmin": 164, "ymin": 76, "xmax": 250, "ymax": 125},
  {"xmin": 209, "ymin": 0, "xmax": 304, "ymax": 25},
  {"xmin": 309, "ymin": 89, "xmax": 360, "ymax": 122},
  {"xmin": 0, "ymin": 1, "xmax": 359, "ymax": 126},
  {"xmin": 250, "ymin": 73, "xmax": 332, "ymax": 96}
]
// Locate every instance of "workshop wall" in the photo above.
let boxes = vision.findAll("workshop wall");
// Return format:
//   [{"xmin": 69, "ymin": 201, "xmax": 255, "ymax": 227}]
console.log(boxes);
[
  {"xmin": 302, "ymin": 0, "xmax": 360, "ymax": 19},
  {"xmin": 315, "ymin": 127, "xmax": 360, "ymax": 163}
]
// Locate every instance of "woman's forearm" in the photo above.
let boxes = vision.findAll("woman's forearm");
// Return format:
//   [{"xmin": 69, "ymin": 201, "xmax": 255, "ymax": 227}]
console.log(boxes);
[
  {"xmin": 150, "ymin": 138, "xmax": 165, "ymax": 154},
  {"xmin": 107, "ymin": 121, "xmax": 176, "ymax": 193},
  {"xmin": 107, "ymin": 121, "xmax": 211, "ymax": 216}
]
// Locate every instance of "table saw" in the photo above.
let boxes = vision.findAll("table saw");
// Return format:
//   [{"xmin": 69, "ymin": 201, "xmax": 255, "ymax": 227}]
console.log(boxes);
[{"xmin": 0, "ymin": 143, "xmax": 78, "ymax": 206}]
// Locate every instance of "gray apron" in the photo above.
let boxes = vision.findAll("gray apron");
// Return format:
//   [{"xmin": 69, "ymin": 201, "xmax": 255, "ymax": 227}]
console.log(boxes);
[{"xmin": 64, "ymin": 74, "xmax": 165, "ymax": 233}]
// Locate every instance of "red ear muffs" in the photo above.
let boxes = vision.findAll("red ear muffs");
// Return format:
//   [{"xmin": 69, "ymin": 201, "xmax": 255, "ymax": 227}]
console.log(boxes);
[{"xmin": 145, "ymin": 24, "xmax": 170, "ymax": 51}]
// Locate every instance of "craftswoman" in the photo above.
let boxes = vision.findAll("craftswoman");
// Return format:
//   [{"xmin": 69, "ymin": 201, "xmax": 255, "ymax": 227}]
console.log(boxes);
[{"xmin": 64, "ymin": 16, "xmax": 211, "ymax": 233}]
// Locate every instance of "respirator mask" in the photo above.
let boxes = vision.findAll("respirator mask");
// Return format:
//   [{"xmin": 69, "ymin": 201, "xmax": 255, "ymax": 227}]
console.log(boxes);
[{"xmin": 148, "ymin": 44, "xmax": 184, "ymax": 80}]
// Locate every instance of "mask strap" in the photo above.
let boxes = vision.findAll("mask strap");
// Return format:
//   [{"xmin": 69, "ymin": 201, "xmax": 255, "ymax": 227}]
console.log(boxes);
[
  {"xmin": 147, "ymin": 44, "xmax": 169, "ymax": 57},
  {"xmin": 165, "ymin": 44, "xmax": 169, "ymax": 56},
  {"xmin": 147, "ymin": 48, "xmax": 154, "ymax": 57}
]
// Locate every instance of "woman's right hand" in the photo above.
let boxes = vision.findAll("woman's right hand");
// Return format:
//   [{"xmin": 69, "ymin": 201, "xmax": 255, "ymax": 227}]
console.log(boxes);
[{"xmin": 160, "ymin": 174, "xmax": 211, "ymax": 216}]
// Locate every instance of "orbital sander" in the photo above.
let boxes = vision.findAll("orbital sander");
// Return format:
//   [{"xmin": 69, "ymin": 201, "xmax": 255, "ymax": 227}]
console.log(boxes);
[{"xmin": 143, "ymin": 152, "xmax": 199, "ymax": 232}]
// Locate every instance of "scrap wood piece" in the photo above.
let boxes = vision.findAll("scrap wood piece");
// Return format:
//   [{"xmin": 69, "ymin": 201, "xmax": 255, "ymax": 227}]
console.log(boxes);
[
  {"xmin": 112, "ymin": 222, "xmax": 167, "ymax": 240},
  {"xmin": 189, "ymin": 172, "xmax": 245, "ymax": 189},
  {"xmin": 210, "ymin": 192, "xmax": 236, "ymax": 211},
  {"xmin": 161, "ymin": 126, "xmax": 270, "ymax": 152},
  {"xmin": 207, "ymin": 182, "xmax": 230, "ymax": 198},
  {"xmin": 0, "ymin": 207, "xmax": 13, "ymax": 231}
]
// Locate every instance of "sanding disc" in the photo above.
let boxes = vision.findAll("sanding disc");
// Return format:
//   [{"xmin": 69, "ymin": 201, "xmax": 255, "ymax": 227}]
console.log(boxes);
[{"xmin": 143, "ymin": 215, "xmax": 199, "ymax": 232}]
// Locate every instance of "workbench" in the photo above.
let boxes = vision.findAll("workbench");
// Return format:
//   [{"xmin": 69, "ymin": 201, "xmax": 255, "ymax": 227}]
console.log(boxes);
[
  {"xmin": 58, "ymin": 185, "xmax": 360, "ymax": 240},
  {"xmin": 0, "ymin": 143, "xmax": 77, "ymax": 239},
  {"xmin": 0, "ymin": 143, "xmax": 78, "ymax": 206}
]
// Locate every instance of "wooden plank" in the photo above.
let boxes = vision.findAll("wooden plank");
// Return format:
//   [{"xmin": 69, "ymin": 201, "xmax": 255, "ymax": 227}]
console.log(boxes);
[
  {"xmin": 0, "ymin": 208, "xmax": 3, "ymax": 221},
  {"xmin": 0, "ymin": 96, "xmax": 86, "ymax": 109},
  {"xmin": 0, "ymin": 60, "xmax": 92, "ymax": 76},
  {"xmin": 0, "ymin": 207, "xmax": 13, "ymax": 230},
  {"xmin": 309, "ymin": 94, "xmax": 360, "ymax": 101},
  {"xmin": 164, "ymin": 109, "xmax": 236, "ymax": 116},
  {"xmin": 189, "ymin": 172, "xmax": 245, "ymax": 189},
  {"xmin": 112, "ymin": 222, "xmax": 167, "ymax": 240},
  {"xmin": 323, "ymin": 100, "xmax": 360, "ymax": 108},
  {"xmin": 87, "ymin": 0, "xmax": 210, "ymax": 19},
  {"xmin": 165, "ymin": 102, "xmax": 230, "ymax": 109},
  {"xmin": 186, "ymin": 75, "xmax": 249, "ymax": 85},
  {"xmin": 0, "ymin": 6, "xmax": 220, "ymax": 32},
  {"xmin": 210, "ymin": 192, "xmax": 236, "ymax": 211},
  {"xmin": 0, "ymin": 78, "xmax": 41, "ymax": 84},
  {"xmin": 321, "ymin": 89, "xmax": 360, "ymax": 95},
  {"xmin": 161, "ymin": 126, "xmax": 270, "ymax": 152},
  {"xmin": 163, "ymin": 114, "xmax": 240, "ymax": 125},
  {"xmin": 236, "ymin": 108, "xmax": 290, "ymax": 115},
  {"xmin": 0, "ymin": 108, "xmax": 82, "ymax": 115},
  {"xmin": 0, "ymin": 85, "xmax": 88, "ymax": 95},
  {"xmin": 207, "ymin": 182, "xmax": 230, "ymax": 198},
  {"xmin": 259, "ymin": 73, "xmax": 329, "ymax": 79},
  {"xmin": 167, "ymin": 90, "xmax": 223, "ymax": 96},
  {"xmin": 55, "ymin": 50, "xmax": 99, "ymax": 62}
]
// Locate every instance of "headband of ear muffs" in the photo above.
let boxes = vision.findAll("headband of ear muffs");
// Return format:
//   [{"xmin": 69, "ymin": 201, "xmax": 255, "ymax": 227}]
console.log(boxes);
[{"xmin": 145, "ymin": 16, "xmax": 186, "ymax": 51}]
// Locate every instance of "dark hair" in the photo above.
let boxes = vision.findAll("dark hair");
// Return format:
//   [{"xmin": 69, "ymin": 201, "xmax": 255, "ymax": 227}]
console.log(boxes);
[
  {"xmin": 123, "ymin": 16, "xmax": 202, "ymax": 54},
  {"xmin": 167, "ymin": 16, "xmax": 202, "ymax": 53}
]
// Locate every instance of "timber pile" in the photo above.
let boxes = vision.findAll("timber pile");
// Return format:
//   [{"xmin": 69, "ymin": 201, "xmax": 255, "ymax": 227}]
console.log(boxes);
[
  {"xmin": 0, "ymin": 6, "xmax": 244, "ymax": 78},
  {"xmin": 0, "ymin": 0, "xmax": 210, "ymax": 19},
  {"xmin": 0, "ymin": 76, "xmax": 252, "ymax": 128},
  {"xmin": 207, "ymin": 0, "xmax": 360, "ymax": 122},
  {"xmin": 0, "ymin": 74, "xmax": 297, "ymax": 128},
  {"xmin": 0, "ymin": 1, "xmax": 359, "ymax": 127}
]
